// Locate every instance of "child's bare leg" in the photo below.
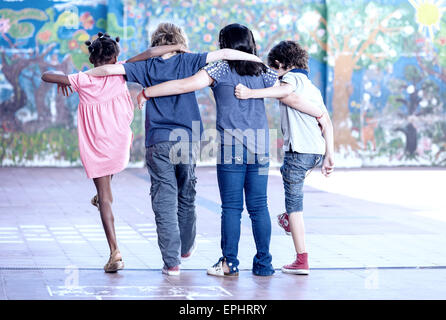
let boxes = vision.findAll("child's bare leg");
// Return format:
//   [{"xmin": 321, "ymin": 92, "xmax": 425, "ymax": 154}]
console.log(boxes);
[
  {"xmin": 93, "ymin": 175, "xmax": 118, "ymax": 254},
  {"xmin": 288, "ymin": 211, "xmax": 306, "ymax": 254},
  {"xmin": 91, "ymin": 175, "xmax": 113, "ymax": 209}
]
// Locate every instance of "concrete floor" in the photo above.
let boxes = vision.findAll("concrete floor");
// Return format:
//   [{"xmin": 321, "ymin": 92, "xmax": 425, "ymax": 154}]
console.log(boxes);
[{"xmin": 0, "ymin": 167, "xmax": 446, "ymax": 300}]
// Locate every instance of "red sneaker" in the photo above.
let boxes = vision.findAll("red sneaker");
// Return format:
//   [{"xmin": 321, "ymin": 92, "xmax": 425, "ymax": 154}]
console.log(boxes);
[
  {"xmin": 281, "ymin": 253, "xmax": 309, "ymax": 275},
  {"xmin": 181, "ymin": 242, "xmax": 196, "ymax": 260},
  {"xmin": 277, "ymin": 213, "xmax": 291, "ymax": 236},
  {"xmin": 162, "ymin": 265, "xmax": 180, "ymax": 276}
]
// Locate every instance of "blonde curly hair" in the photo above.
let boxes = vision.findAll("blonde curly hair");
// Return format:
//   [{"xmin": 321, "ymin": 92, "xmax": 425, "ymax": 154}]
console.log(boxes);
[{"xmin": 150, "ymin": 22, "xmax": 188, "ymax": 48}]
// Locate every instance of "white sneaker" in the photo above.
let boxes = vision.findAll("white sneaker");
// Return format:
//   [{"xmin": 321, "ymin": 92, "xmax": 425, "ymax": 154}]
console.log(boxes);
[
  {"xmin": 207, "ymin": 258, "xmax": 239, "ymax": 277},
  {"xmin": 162, "ymin": 265, "xmax": 180, "ymax": 276}
]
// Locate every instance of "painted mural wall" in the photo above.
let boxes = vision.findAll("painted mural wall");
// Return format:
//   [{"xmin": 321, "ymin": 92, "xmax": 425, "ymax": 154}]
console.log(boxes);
[{"xmin": 0, "ymin": 0, "xmax": 445, "ymax": 167}]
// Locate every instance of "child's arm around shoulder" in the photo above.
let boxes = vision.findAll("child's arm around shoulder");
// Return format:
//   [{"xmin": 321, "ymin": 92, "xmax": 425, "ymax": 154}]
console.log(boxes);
[
  {"xmin": 85, "ymin": 44, "xmax": 187, "ymax": 77},
  {"xmin": 41, "ymin": 71, "xmax": 71, "ymax": 85},
  {"xmin": 235, "ymin": 73, "xmax": 324, "ymax": 118},
  {"xmin": 235, "ymin": 80, "xmax": 294, "ymax": 99},
  {"xmin": 279, "ymin": 93, "xmax": 323, "ymax": 117},
  {"xmin": 41, "ymin": 71, "xmax": 73, "ymax": 96},
  {"xmin": 136, "ymin": 69, "xmax": 213, "ymax": 110},
  {"xmin": 206, "ymin": 49, "xmax": 263, "ymax": 64},
  {"xmin": 84, "ymin": 63, "xmax": 126, "ymax": 77},
  {"xmin": 126, "ymin": 44, "xmax": 189, "ymax": 63},
  {"xmin": 234, "ymin": 80, "xmax": 322, "ymax": 117},
  {"xmin": 277, "ymin": 73, "xmax": 323, "ymax": 117}
]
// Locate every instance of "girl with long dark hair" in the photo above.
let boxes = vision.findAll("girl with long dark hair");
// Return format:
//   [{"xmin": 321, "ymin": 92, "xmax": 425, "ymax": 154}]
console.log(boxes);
[{"xmin": 137, "ymin": 23, "xmax": 278, "ymax": 276}]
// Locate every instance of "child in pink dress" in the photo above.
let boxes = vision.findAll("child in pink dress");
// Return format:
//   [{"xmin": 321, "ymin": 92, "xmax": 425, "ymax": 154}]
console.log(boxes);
[{"xmin": 41, "ymin": 32, "xmax": 186, "ymax": 272}]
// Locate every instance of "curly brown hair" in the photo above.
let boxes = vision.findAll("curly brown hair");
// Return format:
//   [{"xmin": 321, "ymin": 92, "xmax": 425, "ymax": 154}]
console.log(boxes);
[
  {"xmin": 267, "ymin": 40, "xmax": 309, "ymax": 71},
  {"xmin": 150, "ymin": 22, "xmax": 188, "ymax": 48}
]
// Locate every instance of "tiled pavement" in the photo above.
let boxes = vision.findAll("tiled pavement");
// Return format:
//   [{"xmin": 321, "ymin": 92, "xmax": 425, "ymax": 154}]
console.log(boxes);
[{"xmin": 0, "ymin": 167, "xmax": 446, "ymax": 299}]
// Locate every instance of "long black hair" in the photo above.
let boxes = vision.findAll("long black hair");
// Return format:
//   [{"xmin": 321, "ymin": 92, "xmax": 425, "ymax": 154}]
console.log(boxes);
[
  {"xmin": 85, "ymin": 32, "xmax": 120, "ymax": 66},
  {"xmin": 218, "ymin": 23, "xmax": 267, "ymax": 76}
]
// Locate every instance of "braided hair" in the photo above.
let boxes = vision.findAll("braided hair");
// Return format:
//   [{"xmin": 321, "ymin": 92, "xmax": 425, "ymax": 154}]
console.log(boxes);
[
  {"xmin": 85, "ymin": 32, "xmax": 120, "ymax": 66},
  {"xmin": 218, "ymin": 24, "xmax": 266, "ymax": 76}
]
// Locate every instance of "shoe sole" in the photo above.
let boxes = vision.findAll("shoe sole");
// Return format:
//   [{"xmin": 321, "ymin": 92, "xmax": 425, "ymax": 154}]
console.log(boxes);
[
  {"xmin": 253, "ymin": 273, "xmax": 275, "ymax": 277},
  {"xmin": 277, "ymin": 214, "xmax": 291, "ymax": 236},
  {"xmin": 207, "ymin": 270, "xmax": 239, "ymax": 277},
  {"xmin": 281, "ymin": 267, "xmax": 309, "ymax": 275}
]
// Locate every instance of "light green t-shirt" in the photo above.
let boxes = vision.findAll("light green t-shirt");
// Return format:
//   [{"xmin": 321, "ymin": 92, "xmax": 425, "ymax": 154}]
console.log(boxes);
[{"xmin": 279, "ymin": 71, "xmax": 327, "ymax": 155}]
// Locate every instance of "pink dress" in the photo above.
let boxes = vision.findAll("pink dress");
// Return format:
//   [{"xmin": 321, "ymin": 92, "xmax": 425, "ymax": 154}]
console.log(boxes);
[{"xmin": 68, "ymin": 68, "xmax": 134, "ymax": 179}]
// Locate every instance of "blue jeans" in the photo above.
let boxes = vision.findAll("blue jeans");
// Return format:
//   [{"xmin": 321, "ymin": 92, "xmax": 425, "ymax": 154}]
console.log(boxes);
[
  {"xmin": 216, "ymin": 145, "xmax": 274, "ymax": 276},
  {"xmin": 146, "ymin": 141, "xmax": 198, "ymax": 268},
  {"xmin": 281, "ymin": 152, "xmax": 323, "ymax": 213}
]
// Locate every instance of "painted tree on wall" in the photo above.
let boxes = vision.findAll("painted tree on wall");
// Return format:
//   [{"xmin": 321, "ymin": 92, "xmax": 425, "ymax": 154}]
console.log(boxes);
[
  {"xmin": 385, "ymin": 65, "xmax": 442, "ymax": 158},
  {"xmin": 0, "ymin": 8, "xmax": 48, "ymax": 131},
  {"xmin": 296, "ymin": 1, "xmax": 417, "ymax": 152},
  {"xmin": 398, "ymin": 2, "xmax": 446, "ymax": 164},
  {"xmin": 413, "ymin": 22, "xmax": 446, "ymax": 164},
  {"xmin": 0, "ymin": 2, "xmax": 141, "ymax": 164}
]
